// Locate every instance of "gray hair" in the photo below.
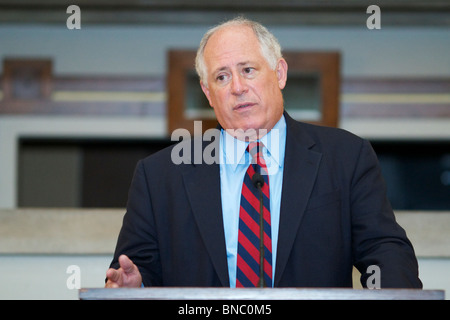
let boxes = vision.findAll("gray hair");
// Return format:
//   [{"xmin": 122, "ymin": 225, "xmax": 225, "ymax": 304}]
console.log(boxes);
[{"xmin": 195, "ymin": 17, "xmax": 283, "ymax": 86}]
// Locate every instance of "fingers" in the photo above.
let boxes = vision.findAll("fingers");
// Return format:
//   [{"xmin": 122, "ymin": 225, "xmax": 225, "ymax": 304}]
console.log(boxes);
[
  {"xmin": 105, "ymin": 268, "xmax": 121, "ymax": 288},
  {"xmin": 118, "ymin": 254, "xmax": 135, "ymax": 275},
  {"xmin": 105, "ymin": 279, "xmax": 120, "ymax": 288},
  {"xmin": 106, "ymin": 268, "xmax": 120, "ymax": 282},
  {"xmin": 104, "ymin": 255, "xmax": 130, "ymax": 288},
  {"xmin": 105, "ymin": 255, "xmax": 142, "ymax": 288}
]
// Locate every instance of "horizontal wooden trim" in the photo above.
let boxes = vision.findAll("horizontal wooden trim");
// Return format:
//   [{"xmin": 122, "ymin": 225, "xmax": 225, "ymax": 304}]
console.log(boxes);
[
  {"xmin": 343, "ymin": 93, "xmax": 450, "ymax": 104},
  {"xmin": 341, "ymin": 78, "xmax": 450, "ymax": 118},
  {"xmin": 1, "ymin": 75, "xmax": 449, "ymax": 119},
  {"xmin": 52, "ymin": 91, "xmax": 166, "ymax": 102},
  {"xmin": 54, "ymin": 76, "xmax": 164, "ymax": 92},
  {"xmin": 341, "ymin": 103, "xmax": 450, "ymax": 118},
  {"xmin": 0, "ymin": 100, "xmax": 165, "ymax": 116},
  {"xmin": 342, "ymin": 78, "xmax": 450, "ymax": 94}
]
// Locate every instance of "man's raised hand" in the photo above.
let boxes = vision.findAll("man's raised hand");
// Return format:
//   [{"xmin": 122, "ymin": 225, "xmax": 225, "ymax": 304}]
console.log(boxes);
[{"xmin": 105, "ymin": 254, "xmax": 142, "ymax": 288}]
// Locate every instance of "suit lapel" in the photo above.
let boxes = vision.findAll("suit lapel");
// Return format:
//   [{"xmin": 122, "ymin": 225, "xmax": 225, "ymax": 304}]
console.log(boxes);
[
  {"xmin": 180, "ymin": 139, "xmax": 230, "ymax": 287},
  {"xmin": 274, "ymin": 114, "xmax": 322, "ymax": 286}
]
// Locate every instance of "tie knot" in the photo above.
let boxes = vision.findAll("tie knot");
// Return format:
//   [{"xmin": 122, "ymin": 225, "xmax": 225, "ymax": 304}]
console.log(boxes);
[{"xmin": 247, "ymin": 142, "xmax": 266, "ymax": 169}]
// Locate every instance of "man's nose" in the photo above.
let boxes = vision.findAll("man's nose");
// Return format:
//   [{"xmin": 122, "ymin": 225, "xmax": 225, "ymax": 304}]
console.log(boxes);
[{"xmin": 230, "ymin": 75, "xmax": 248, "ymax": 96}]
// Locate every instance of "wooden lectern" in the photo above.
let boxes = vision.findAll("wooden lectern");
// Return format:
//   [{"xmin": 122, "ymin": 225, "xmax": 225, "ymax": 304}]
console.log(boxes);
[{"xmin": 79, "ymin": 287, "xmax": 445, "ymax": 300}]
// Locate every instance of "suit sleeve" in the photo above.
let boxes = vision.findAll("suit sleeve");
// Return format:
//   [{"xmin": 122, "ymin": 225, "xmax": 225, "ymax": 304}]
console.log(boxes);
[
  {"xmin": 350, "ymin": 140, "xmax": 422, "ymax": 288},
  {"xmin": 109, "ymin": 160, "xmax": 162, "ymax": 286}
]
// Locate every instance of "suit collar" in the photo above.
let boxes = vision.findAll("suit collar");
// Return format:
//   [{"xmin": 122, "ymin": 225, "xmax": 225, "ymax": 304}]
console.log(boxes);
[{"xmin": 283, "ymin": 111, "xmax": 317, "ymax": 149}]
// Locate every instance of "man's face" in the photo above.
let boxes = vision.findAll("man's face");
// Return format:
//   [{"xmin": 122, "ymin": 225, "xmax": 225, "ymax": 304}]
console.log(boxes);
[{"xmin": 200, "ymin": 25, "xmax": 288, "ymax": 140}]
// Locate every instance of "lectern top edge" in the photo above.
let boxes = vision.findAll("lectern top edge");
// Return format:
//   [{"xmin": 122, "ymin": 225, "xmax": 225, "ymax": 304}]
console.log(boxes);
[{"xmin": 79, "ymin": 287, "xmax": 445, "ymax": 300}]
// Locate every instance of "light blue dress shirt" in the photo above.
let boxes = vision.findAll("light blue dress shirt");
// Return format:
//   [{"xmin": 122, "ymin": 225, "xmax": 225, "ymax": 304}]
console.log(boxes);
[{"xmin": 219, "ymin": 115, "xmax": 286, "ymax": 287}]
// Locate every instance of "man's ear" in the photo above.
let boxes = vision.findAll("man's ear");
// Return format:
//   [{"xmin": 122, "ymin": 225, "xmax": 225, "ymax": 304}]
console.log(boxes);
[
  {"xmin": 200, "ymin": 81, "xmax": 213, "ymax": 108},
  {"xmin": 276, "ymin": 58, "xmax": 288, "ymax": 90}
]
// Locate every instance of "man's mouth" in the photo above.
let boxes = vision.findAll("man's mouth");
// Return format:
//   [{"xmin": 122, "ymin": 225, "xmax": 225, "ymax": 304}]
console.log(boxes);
[{"xmin": 234, "ymin": 103, "xmax": 255, "ymax": 111}]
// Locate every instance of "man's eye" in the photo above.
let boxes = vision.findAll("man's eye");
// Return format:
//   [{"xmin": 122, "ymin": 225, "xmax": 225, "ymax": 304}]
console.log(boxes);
[
  {"xmin": 216, "ymin": 74, "xmax": 229, "ymax": 82},
  {"xmin": 243, "ymin": 67, "xmax": 256, "ymax": 77}
]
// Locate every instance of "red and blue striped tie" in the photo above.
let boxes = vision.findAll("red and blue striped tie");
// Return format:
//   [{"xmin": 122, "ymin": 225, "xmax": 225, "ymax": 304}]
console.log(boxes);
[{"xmin": 236, "ymin": 142, "xmax": 272, "ymax": 287}]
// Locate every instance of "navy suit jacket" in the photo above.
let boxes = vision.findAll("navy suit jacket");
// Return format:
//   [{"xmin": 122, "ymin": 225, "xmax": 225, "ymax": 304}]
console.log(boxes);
[{"xmin": 110, "ymin": 112, "xmax": 422, "ymax": 288}]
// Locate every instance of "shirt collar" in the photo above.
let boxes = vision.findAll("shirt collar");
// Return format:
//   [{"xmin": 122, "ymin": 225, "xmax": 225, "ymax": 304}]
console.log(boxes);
[{"xmin": 221, "ymin": 114, "xmax": 286, "ymax": 172}]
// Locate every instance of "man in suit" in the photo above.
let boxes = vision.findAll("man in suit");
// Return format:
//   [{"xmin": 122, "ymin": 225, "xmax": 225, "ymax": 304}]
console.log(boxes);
[{"xmin": 106, "ymin": 17, "xmax": 422, "ymax": 288}]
